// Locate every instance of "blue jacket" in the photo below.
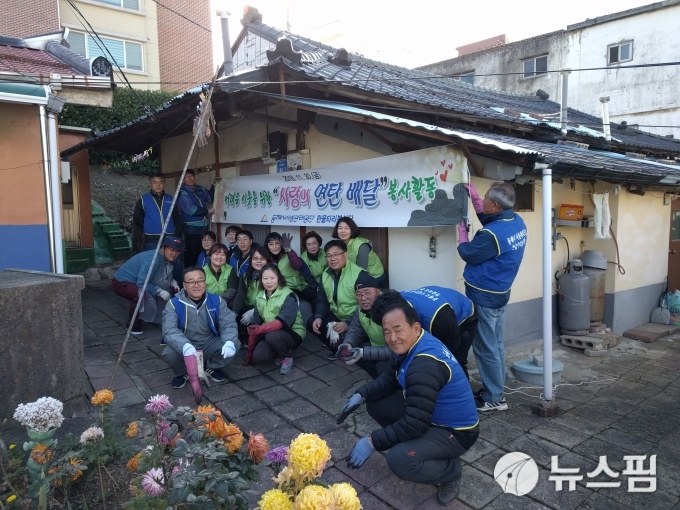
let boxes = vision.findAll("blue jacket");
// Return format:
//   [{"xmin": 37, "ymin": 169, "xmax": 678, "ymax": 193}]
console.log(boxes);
[
  {"xmin": 401, "ymin": 286, "xmax": 474, "ymax": 330},
  {"xmin": 141, "ymin": 192, "xmax": 176, "ymax": 235},
  {"xmin": 178, "ymin": 184, "xmax": 213, "ymax": 234},
  {"xmin": 458, "ymin": 209, "xmax": 526, "ymax": 308},
  {"xmin": 114, "ymin": 250, "xmax": 173, "ymax": 296},
  {"xmin": 171, "ymin": 293, "xmax": 221, "ymax": 337},
  {"xmin": 397, "ymin": 331, "xmax": 478, "ymax": 430}
]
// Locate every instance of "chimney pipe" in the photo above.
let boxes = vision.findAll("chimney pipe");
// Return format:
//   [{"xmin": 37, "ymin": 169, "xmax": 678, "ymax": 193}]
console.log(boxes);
[
  {"xmin": 560, "ymin": 69, "xmax": 571, "ymax": 139},
  {"xmin": 600, "ymin": 96, "xmax": 612, "ymax": 143},
  {"xmin": 217, "ymin": 10, "xmax": 233, "ymax": 77}
]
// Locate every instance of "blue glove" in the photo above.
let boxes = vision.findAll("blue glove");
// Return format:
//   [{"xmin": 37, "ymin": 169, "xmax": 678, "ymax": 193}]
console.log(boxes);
[
  {"xmin": 346, "ymin": 436, "xmax": 374, "ymax": 469},
  {"xmin": 337, "ymin": 393, "xmax": 364, "ymax": 424}
]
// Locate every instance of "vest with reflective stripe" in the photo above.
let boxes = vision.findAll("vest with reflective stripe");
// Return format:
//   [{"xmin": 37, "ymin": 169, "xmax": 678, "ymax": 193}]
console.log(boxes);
[
  {"xmin": 171, "ymin": 293, "xmax": 221, "ymax": 337},
  {"xmin": 179, "ymin": 185, "xmax": 209, "ymax": 227},
  {"xmin": 255, "ymin": 286, "xmax": 306, "ymax": 339},
  {"xmin": 397, "ymin": 331, "xmax": 478, "ymax": 430},
  {"xmin": 401, "ymin": 286, "xmax": 474, "ymax": 331},
  {"xmin": 347, "ymin": 237, "xmax": 384, "ymax": 279},
  {"xmin": 142, "ymin": 193, "xmax": 175, "ymax": 235},
  {"xmin": 321, "ymin": 261, "xmax": 363, "ymax": 321}
]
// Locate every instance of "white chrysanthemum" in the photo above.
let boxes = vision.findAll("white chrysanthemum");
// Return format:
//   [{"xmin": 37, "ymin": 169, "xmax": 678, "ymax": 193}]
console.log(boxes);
[
  {"xmin": 80, "ymin": 426, "xmax": 105, "ymax": 444},
  {"xmin": 13, "ymin": 397, "xmax": 64, "ymax": 431}
]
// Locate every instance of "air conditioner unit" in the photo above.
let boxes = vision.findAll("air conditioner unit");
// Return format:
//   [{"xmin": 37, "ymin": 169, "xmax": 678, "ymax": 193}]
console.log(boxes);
[{"xmin": 261, "ymin": 142, "xmax": 270, "ymax": 160}]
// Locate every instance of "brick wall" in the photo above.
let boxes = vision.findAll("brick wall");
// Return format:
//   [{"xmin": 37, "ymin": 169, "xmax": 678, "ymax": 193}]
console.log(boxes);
[
  {"xmin": 157, "ymin": 0, "xmax": 213, "ymax": 92},
  {"xmin": 1, "ymin": 0, "xmax": 59, "ymax": 38}
]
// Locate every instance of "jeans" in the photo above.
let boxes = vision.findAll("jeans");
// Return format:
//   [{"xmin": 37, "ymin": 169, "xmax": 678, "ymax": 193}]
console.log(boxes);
[{"xmin": 472, "ymin": 304, "xmax": 506, "ymax": 403}]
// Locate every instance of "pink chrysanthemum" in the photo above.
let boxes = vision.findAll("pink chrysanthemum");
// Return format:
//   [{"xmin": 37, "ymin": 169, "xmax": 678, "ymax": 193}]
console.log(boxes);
[
  {"xmin": 141, "ymin": 467, "xmax": 165, "ymax": 496},
  {"xmin": 145, "ymin": 394, "xmax": 172, "ymax": 415},
  {"xmin": 156, "ymin": 419, "xmax": 172, "ymax": 446}
]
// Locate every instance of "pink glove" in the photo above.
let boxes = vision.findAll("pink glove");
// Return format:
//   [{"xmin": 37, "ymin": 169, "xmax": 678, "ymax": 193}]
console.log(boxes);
[
  {"xmin": 457, "ymin": 221, "xmax": 469, "ymax": 243},
  {"xmin": 247, "ymin": 324, "xmax": 261, "ymax": 336},
  {"xmin": 243, "ymin": 334, "xmax": 258, "ymax": 365},
  {"xmin": 464, "ymin": 183, "xmax": 484, "ymax": 213},
  {"xmin": 184, "ymin": 354, "xmax": 203, "ymax": 405},
  {"xmin": 250, "ymin": 320, "xmax": 283, "ymax": 337}
]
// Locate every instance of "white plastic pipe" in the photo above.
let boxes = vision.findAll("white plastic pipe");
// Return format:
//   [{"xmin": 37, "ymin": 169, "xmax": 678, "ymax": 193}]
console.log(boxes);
[
  {"xmin": 39, "ymin": 106, "xmax": 57, "ymax": 272},
  {"xmin": 542, "ymin": 166, "xmax": 553, "ymax": 400},
  {"xmin": 47, "ymin": 112, "xmax": 64, "ymax": 273},
  {"xmin": 600, "ymin": 96, "xmax": 612, "ymax": 142},
  {"xmin": 560, "ymin": 70, "xmax": 571, "ymax": 138}
]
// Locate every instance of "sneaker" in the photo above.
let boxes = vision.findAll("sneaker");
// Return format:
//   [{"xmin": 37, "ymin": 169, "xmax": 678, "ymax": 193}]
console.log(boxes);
[
  {"xmin": 473, "ymin": 388, "xmax": 506, "ymax": 404},
  {"xmin": 326, "ymin": 351, "xmax": 339, "ymax": 361},
  {"xmin": 205, "ymin": 368, "xmax": 227, "ymax": 383},
  {"xmin": 127, "ymin": 323, "xmax": 143, "ymax": 335},
  {"xmin": 437, "ymin": 477, "xmax": 461, "ymax": 505},
  {"xmin": 171, "ymin": 375, "xmax": 188, "ymax": 389},
  {"xmin": 280, "ymin": 357, "xmax": 294, "ymax": 375},
  {"xmin": 475, "ymin": 397, "xmax": 508, "ymax": 412}
]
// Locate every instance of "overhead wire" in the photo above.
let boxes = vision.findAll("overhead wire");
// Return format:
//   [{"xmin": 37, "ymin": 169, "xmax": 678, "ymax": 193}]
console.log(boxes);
[{"xmin": 150, "ymin": 0, "xmax": 210, "ymax": 32}]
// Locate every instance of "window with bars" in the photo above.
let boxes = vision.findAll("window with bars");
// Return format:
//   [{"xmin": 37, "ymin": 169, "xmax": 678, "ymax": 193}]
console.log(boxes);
[
  {"xmin": 92, "ymin": 0, "xmax": 140, "ymax": 10},
  {"xmin": 67, "ymin": 31, "xmax": 143, "ymax": 71},
  {"xmin": 522, "ymin": 55, "xmax": 548, "ymax": 79},
  {"xmin": 608, "ymin": 41, "xmax": 633, "ymax": 65}
]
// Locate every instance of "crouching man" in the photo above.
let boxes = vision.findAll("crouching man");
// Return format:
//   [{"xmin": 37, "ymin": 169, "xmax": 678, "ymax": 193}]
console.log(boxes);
[
  {"xmin": 162, "ymin": 266, "xmax": 240, "ymax": 402},
  {"xmin": 339, "ymin": 294, "xmax": 478, "ymax": 506}
]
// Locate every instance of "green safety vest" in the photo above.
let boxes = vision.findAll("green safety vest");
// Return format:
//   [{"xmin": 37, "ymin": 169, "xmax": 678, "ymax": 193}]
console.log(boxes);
[
  {"xmin": 246, "ymin": 279, "xmax": 260, "ymax": 307},
  {"xmin": 321, "ymin": 260, "xmax": 363, "ymax": 321},
  {"xmin": 358, "ymin": 309, "xmax": 386, "ymax": 346},
  {"xmin": 255, "ymin": 286, "xmax": 307, "ymax": 339},
  {"xmin": 277, "ymin": 253, "xmax": 304, "ymax": 291},
  {"xmin": 301, "ymin": 249, "xmax": 327, "ymax": 280},
  {"xmin": 203, "ymin": 264, "xmax": 234, "ymax": 296},
  {"xmin": 346, "ymin": 237, "xmax": 384, "ymax": 279}
]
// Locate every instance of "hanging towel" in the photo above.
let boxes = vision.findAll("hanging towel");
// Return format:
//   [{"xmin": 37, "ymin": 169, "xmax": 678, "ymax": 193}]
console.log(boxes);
[{"xmin": 592, "ymin": 192, "xmax": 612, "ymax": 239}]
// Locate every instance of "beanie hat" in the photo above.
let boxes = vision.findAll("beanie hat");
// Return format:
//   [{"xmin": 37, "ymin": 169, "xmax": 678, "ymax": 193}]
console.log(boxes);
[{"xmin": 354, "ymin": 272, "xmax": 381, "ymax": 291}]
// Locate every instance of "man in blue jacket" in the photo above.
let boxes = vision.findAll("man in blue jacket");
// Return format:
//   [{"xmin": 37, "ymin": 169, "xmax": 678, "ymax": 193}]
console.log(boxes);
[
  {"xmin": 177, "ymin": 169, "xmax": 214, "ymax": 270},
  {"xmin": 457, "ymin": 182, "xmax": 526, "ymax": 412},
  {"xmin": 112, "ymin": 235, "xmax": 182, "ymax": 335},
  {"xmin": 339, "ymin": 294, "xmax": 478, "ymax": 506}
]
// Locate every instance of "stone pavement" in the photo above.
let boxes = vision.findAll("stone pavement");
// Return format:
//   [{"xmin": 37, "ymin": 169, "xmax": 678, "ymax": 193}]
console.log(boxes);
[{"xmin": 81, "ymin": 280, "xmax": 680, "ymax": 509}]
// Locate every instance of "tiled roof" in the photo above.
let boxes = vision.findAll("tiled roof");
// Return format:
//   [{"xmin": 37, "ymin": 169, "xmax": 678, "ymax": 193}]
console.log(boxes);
[
  {"xmin": 244, "ymin": 20, "xmax": 680, "ymax": 154},
  {"xmin": 0, "ymin": 45, "xmax": 73, "ymax": 75}
]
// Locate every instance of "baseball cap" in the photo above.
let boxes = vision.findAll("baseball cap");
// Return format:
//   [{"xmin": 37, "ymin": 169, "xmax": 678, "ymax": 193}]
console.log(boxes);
[{"xmin": 161, "ymin": 235, "xmax": 182, "ymax": 249}]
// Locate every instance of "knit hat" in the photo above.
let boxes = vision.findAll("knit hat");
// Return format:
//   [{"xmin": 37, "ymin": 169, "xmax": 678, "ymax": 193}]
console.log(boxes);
[
  {"xmin": 354, "ymin": 272, "xmax": 381, "ymax": 291},
  {"xmin": 161, "ymin": 235, "xmax": 182, "ymax": 249}
]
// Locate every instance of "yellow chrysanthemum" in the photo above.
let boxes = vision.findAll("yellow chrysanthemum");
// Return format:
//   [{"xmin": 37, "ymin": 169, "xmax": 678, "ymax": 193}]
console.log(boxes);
[
  {"xmin": 331, "ymin": 483, "xmax": 362, "ymax": 510},
  {"xmin": 288, "ymin": 433, "xmax": 331, "ymax": 481},
  {"xmin": 272, "ymin": 466, "xmax": 295, "ymax": 489},
  {"xmin": 6, "ymin": 494, "xmax": 17, "ymax": 503},
  {"xmin": 69, "ymin": 458, "xmax": 84, "ymax": 481},
  {"xmin": 126, "ymin": 452, "xmax": 142, "ymax": 472},
  {"xmin": 223, "ymin": 423, "xmax": 244, "ymax": 454},
  {"xmin": 9, "ymin": 444, "xmax": 15, "ymax": 450},
  {"xmin": 30, "ymin": 443, "xmax": 52, "ymax": 465},
  {"xmin": 247, "ymin": 432, "xmax": 269, "ymax": 463},
  {"xmin": 258, "ymin": 488, "xmax": 293, "ymax": 510},
  {"xmin": 126, "ymin": 421, "xmax": 139, "ymax": 438},
  {"xmin": 293, "ymin": 485, "xmax": 334, "ymax": 510},
  {"xmin": 91, "ymin": 389, "xmax": 114, "ymax": 406}
]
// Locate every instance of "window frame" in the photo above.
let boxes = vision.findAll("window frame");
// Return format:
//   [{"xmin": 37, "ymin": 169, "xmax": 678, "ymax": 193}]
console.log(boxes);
[
  {"xmin": 89, "ymin": 0, "xmax": 141, "ymax": 11},
  {"xmin": 456, "ymin": 71, "xmax": 475, "ymax": 85},
  {"xmin": 67, "ymin": 30, "xmax": 144, "ymax": 72},
  {"xmin": 521, "ymin": 54, "xmax": 548, "ymax": 79},
  {"xmin": 608, "ymin": 41, "xmax": 633, "ymax": 65}
]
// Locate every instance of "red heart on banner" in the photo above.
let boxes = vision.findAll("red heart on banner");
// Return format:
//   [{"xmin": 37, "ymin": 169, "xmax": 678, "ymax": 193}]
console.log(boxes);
[
  {"xmin": 448, "ymin": 163, "xmax": 453, "ymax": 170},
  {"xmin": 440, "ymin": 160, "xmax": 446, "ymax": 166},
  {"xmin": 440, "ymin": 170, "xmax": 448, "ymax": 182}
]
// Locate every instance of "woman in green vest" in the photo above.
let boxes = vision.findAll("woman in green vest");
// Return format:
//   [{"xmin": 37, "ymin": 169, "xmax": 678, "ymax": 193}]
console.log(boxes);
[
  {"xmin": 300, "ymin": 231, "xmax": 327, "ymax": 310},
  {"xmin": 203, "ymin": 243, "xmax": 238, "ymax": 307},
  {"xmin": 265, "ymin": 232, "xmax": 305, "ymax": 293},
  {"xmin": 231, "ymin": 245, "xmax": 272, "ymax": 322},
  {"xmin": 244, "ymin": 264, "xmax": 306, "ymax": 375},
  {"xmin": 332, "ymin": 216, "xmax": 386, "ymax": 285}
]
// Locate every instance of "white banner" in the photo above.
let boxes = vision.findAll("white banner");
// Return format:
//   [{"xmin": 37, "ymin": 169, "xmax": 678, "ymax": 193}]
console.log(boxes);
[{"xmin": 214, "ymin": 145, "xmax": 468, "ymax": 228}]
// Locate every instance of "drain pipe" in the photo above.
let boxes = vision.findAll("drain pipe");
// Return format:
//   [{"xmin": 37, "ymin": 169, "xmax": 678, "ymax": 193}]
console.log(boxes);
[
  {"xmin": 538, "ymin": 162, "xmax": 554, "ymax": 401},
  {"xmin": 600, "ymin": 96, "xmax": 612, "ymax": 143},
  {"xmin": 560, "ymin": 69, "xmax": 571, "ymax": 139},
  {"xmin": 218, "ymin": 10, "xmax": 233, "ymax": 77},
  {"xmin": 39, "ymin": 105, "xmax": 57, "ymax": 273},
  {"xmin": 46, "ymin": 99, "xmax": 66, "ymax": 273}
]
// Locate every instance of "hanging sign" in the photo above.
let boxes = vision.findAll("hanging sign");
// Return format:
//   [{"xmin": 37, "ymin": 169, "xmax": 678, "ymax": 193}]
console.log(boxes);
[{"xmin": 215, "ymin": 145, "xmax": 468, "ymax": 227}]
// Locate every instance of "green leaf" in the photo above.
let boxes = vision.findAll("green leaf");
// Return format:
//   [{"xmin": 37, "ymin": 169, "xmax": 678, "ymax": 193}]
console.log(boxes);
[{"xmin": 214, "ymin": 481, "xmax": 231, "ymax": 500}]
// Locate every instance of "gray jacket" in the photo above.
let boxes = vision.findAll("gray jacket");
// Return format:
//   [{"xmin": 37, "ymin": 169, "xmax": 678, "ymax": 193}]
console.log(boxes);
[{"xmin": 162, "ymin": 290, "xmax": 240, "ymax": 354}]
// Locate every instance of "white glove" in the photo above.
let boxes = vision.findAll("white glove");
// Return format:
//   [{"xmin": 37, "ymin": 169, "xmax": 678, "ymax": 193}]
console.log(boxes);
[
  {"xmin": 326, "ymin": 322, "xmax": 340, "ymax": 347},
  {"xmin": 171, "ymin": 280, "xmax": 179, "ymax": 293},
  {"xmin": 158, "ymin": 289, "xmax": 171, "ymax": 301},
  {"xmin": 221, "ymin": 341, "xmax": 236, "ymax": 358},
  {"xmin": 240, "ymin": 308, "xmax": 255, "ymax": 326},
  {"xmin": 182, "ymin": 343, "xmax": 197, "ymax": 357}
]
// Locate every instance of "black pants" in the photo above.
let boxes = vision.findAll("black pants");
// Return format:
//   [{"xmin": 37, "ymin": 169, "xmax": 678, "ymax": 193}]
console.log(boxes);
[
  {"xmin": 431, "ymin": 306, "xmax": 477, "ymax": 380},
  {"xmin": 356, "ymin": 356, "xmax": 391, "ymax": 380},
  {"xmin": 252, "ymin": 330, "xmax": 302, "ymax": 362},
  {"xmin": 184, "ymin": 232, "xmax": 204, "ymax": 268},
  {"xmin": 367, "ymin": 390, "xmax": 479, "ymax": 485}
]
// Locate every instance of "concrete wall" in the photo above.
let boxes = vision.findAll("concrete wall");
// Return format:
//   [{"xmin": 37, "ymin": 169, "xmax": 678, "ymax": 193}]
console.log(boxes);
[
  {"xmin": 0, "ymin": 269, "xmax": 84, "ymax": 419},
  {"xmin": 0, "ymin": 103, "xmax": 51, "ymax": 271}
]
